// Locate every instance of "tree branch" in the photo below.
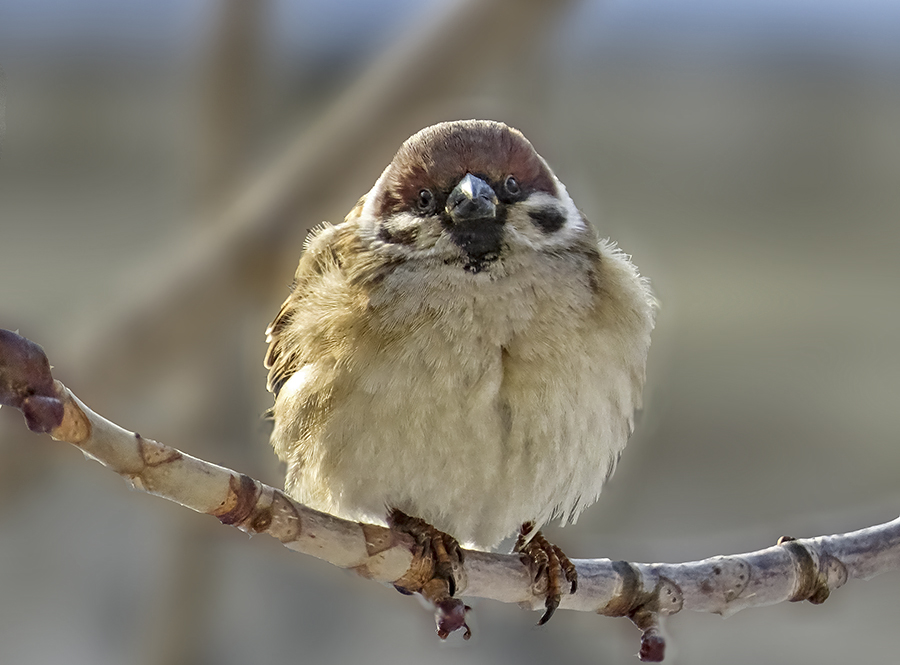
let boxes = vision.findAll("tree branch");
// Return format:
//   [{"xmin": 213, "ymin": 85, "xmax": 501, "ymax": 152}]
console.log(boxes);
[{"xmin": 2, "ymin": 328, "xmax": 899, "ymax": 662}]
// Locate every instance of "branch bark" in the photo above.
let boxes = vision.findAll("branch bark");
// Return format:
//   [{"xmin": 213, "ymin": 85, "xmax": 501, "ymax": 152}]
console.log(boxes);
[{"xmin": 2, "ymin": 328, "xmax": 899, "ymax": 662}]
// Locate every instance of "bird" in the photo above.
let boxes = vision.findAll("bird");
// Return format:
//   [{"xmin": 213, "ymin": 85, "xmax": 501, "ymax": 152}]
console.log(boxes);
[{"xmin": 264, "ymin": 119, "xmax": 655, "ymax": 628}]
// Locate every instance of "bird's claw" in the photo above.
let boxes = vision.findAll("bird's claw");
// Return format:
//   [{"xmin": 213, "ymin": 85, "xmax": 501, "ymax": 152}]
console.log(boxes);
[
  {"xmin": 515, "ymin": 522, "xmax": 578, "ymax": 625},
  {"xmin": 388, "ymin": 509, "xmax": 470, "ymax": 639}
]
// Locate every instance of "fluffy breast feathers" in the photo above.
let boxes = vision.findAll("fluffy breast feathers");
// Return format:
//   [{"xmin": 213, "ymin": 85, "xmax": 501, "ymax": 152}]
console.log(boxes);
[{"xmin": 265, "ymin": 207, "xmax": 655, "ymax": 548}]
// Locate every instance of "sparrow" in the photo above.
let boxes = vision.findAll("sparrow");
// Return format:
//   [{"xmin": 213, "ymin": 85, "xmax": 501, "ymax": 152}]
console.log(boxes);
[{"xmin": 265, "ymin": 119, "xmax": 655, "ymax": 628}]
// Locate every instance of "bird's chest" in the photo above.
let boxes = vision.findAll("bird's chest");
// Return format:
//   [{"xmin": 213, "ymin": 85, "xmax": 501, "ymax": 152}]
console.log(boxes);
[
  {"xmin": 324, "ymin": 264, "xmax": 617, "ymax": 546},
  {"xmin": 362, "ymin": 264, "xmax": 589, "ymax": 409}
]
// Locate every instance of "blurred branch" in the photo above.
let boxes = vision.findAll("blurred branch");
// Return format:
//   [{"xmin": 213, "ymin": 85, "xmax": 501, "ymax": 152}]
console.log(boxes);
[
  {"xmin": 0, "ymin": 64, "xmax": 7, "ymax": 157},
  {"xmin": 150, "ymin": 6, "xmax": 266, "ymax": 661},
  {"xmin": 5, "ymin": 328, "xmax": 900, "ymax": 663},
  {"xmin": 77, "ymin": 0, "xmax": 574, "ymax": 384},
  {"xmin": 194, "ymin": 0, "xmax": 264, "ymax": 210}
]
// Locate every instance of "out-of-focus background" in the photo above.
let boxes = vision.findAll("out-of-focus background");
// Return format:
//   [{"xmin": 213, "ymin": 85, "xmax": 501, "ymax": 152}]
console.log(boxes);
[{"xmin": 2, "ymin": 0, "xmax": 900, "ymax": 663}]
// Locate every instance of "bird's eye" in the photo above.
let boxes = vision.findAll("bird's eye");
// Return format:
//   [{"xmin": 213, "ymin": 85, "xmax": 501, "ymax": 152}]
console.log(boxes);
[
  {"xmin": 504, "ymin": 175, "xmax": 521, "ymax": 197},
  {"xmin": 417, "ymin": 188, "xmax": 434, "ymax": 212}
]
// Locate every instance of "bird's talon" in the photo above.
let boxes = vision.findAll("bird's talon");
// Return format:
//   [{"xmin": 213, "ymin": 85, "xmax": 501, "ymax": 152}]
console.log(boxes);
[
  {"xmin": 434, "ymin": 561, "xmax": 456, "ymax": 596},
  {"xmin": 565, "ymin": 561, "xmax": 578, "ymax": 594},
  {"xmin": 451, "ymin": 537, "xmax": 465, "ymax": 565},
  {"xmin": 537, "ymin": 595, "xmax": 560, "ymax": 626},
  {"xmin": 388, "ymin": 509, "xmax": 469, "ymax": 632},
  {"xmin": 515, "ymin": 524, "xmax": 577, "ymax": 626},
  {"xmin": 388, "ymin": 509, "xmax": 463, "ymax": 594}
]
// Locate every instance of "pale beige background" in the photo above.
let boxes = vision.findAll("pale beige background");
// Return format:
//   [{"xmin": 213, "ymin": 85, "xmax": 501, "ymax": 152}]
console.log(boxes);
[{"xmin": 2, "ymin": 1, "xmax": 900, "ymax": 664}]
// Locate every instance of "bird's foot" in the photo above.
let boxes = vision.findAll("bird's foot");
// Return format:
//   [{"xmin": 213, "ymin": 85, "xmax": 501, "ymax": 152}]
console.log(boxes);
[
  {"xmin": 388, "ymin": 509, "xmax": 471, "ymax": 640},
  {"xmin": 515, "ymin": 522, "xmax": 578, "ymax": 625}
]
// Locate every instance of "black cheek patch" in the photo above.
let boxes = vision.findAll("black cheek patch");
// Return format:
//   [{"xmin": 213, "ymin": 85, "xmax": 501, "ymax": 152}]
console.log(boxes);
[
  {"xmin": 528, "ymin": 207, "xmax": 566, "ymax": 233},
  {"xmin": 377, "ymin": 222, "xmax": 419, "ymax": 246}
]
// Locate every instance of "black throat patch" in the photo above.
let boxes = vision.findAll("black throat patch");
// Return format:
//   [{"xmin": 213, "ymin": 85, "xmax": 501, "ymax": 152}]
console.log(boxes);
[{"xmin": 446, "ymin": 217, "xmax": 505, "ymax": 273}]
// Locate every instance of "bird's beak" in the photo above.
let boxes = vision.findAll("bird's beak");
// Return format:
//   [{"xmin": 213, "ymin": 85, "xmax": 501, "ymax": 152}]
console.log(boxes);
[{"xmin": 445, "ymin": 173, "xmax": 498, "ymax": 223}]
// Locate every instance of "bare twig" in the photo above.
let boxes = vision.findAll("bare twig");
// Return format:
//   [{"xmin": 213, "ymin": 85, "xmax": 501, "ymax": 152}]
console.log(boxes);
[{"xmin": 4, "ymin": 328, "xmax": 900, "ymax": 662}]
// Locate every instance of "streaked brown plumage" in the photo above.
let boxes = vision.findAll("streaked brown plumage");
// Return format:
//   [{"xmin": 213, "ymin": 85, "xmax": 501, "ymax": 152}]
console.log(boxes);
[{"xmin": 265, "ymin": 120, "xmax": 655, "ymax": 623}]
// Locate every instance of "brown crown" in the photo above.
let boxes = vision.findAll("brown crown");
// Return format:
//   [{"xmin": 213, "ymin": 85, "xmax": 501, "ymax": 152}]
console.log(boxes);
[{"xmin": 377, "ymin": 120, "xmax": 557, "ymax": 217}]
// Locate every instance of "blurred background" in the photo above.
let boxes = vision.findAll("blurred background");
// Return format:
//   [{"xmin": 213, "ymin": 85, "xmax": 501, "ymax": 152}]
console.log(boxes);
[{"xmin": 2, "ymin": 0, "xmax": 900, "ymax": 663}]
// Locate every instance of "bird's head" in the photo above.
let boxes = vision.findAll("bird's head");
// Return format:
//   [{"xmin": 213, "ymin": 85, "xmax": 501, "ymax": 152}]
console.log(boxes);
[{"xmin": 357, "ymin": 120, "xmax": 590, "ymax": 275}]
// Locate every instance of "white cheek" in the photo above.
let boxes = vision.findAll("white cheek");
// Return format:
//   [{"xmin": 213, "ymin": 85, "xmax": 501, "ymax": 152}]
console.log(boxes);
[
  {"xmin": 552, "ymin": 178, "xmax": 588, "ymax": 235},
  {"xmin": 359, "ymin": 169, "xmax": 388, "ymax": 221},
  {"xmin": 506, "ymin": 186, "xmax": 587, "ymax": 251},
  {"xmin": 381, "ymin": 211, "xmax": 420, "ymax": 238},
  {"xmin": 355, "ymin": 174, "xmax": 429, "ymax": 254},
  {"xmin": 356, "ymin": 212, "xmax": 379, "ymax": 247},
  {"xmin": 356, "ymin": 173, "xmax": 387, "ymax": 245},
  {"xmin": 359, "ymin": 206, "xmax": 449, "ymax": 261}
]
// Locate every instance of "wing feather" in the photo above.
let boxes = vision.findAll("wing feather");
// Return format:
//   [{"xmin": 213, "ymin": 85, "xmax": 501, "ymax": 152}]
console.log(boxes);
[{"xmin": 264, "ymin": 221, "xmax": 347, "ymax": 397}]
